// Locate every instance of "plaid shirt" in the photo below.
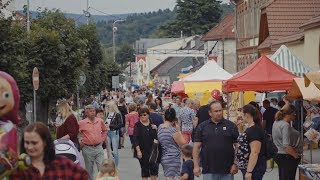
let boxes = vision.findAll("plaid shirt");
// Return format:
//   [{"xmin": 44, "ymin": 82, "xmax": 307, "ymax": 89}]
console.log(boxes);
[{"xmin": 11, "ymin": 156, "xmax": 88, "ymax": 180}]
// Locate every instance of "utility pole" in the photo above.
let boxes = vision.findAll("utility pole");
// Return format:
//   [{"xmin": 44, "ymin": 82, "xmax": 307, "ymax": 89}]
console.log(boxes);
[
  {"xmin": 86, "ymin": 0, "xmax": 89, "ymax": 25},
  {"xmin": 27, "ymin": 0, "xmax": 30, "ymax": 33},
  {"xmin": 113, "ymin": 19, "xmax": 125, "ymax": 62}
]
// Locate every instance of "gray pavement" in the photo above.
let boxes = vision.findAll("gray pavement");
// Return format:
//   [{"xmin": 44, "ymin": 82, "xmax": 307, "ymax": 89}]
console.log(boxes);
[{"xmin": 116, "ymin": 139, "xmax": 299, "ymax": 180}]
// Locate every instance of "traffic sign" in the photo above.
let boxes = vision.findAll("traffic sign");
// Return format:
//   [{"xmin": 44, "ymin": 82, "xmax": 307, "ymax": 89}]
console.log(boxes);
[
  {"xmin": 32, "ymin": 67, "xmax": 39, "ymax": 90},
  {"xmin": 112, "ymin": 76, "xmax": 120, "ymax": 89}
]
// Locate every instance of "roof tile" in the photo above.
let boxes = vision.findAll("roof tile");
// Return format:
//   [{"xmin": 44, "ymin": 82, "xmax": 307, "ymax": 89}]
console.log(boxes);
[
  {"xmin": 265, "ymin": 0, "xmax": 320, "ymax": 40},
  {"xmin": 201, "ymin": 14, "xmax": 235, "ymax": 41}
]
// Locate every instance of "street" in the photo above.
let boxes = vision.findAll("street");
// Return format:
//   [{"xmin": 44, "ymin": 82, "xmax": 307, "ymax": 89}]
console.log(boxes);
[{"xmin": 117, "ymin": 139, "xmax": 297, "ymax": 180}]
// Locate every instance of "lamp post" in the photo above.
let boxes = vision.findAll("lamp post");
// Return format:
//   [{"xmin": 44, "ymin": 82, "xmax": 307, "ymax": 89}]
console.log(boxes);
[{"xmin": 113, "ymin": 19, "xmax": 124, "ymax": 62}]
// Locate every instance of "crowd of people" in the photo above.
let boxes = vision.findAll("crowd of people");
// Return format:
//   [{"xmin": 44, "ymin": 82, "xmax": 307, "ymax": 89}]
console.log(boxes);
[{"xmin": 11, "ymin": 88, "xmax": 309, "ymax": 180}]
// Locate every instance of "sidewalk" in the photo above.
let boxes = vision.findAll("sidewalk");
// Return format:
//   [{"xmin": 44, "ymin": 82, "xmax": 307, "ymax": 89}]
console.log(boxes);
[{"xmin": 116, "ymin": 139, "xmax": 296, "ymax": 179}]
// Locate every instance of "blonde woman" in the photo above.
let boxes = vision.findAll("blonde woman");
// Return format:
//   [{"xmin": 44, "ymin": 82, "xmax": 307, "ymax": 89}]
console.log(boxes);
[
  {"xmin": 105, "ymin": 101, "xmax": 124, "ymax": 167},
  {"xmin": 272, "ymin": 104, "xmax": 302, "ymax": 180},
  {"xmin": 56, "ymin": 100, "xmax": 80, "ymax": 151}
]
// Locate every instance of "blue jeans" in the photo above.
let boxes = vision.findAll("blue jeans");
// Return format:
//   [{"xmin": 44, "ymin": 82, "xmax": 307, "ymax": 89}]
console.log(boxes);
[
  {"xmin": 203, "ymin": 173, "xmax": 234, "ymax": 180},
  {"xmin": 107, "ymin": 130, "xmax": 120, "ymax": 167}
]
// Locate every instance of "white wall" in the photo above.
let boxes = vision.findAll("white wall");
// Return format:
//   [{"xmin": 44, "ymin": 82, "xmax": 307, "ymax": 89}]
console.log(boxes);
[
  {"xmin": 135, "ymin": 36, "xmax": 195, "ymax": 85},
  {"xmin": 286, "ymin": 27, "xmax": 320, "ymax": 71},
  {"xmin": 205, "ymin": 39, "xmax": 236, "ymax": 74},
  {"xmin": 304, "ymin": 28, "xmax": 320, "ymax": 70}
]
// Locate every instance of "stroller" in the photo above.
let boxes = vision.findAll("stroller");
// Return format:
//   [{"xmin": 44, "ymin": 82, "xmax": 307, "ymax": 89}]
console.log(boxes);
[{"xmin": 54, "ymin": 139, "xmax": 85, "ymax": 168}]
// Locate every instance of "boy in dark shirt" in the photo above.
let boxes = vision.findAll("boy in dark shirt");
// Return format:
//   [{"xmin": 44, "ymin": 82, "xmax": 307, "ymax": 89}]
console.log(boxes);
[{"xmin": 181, "ymin": 145, "xmax": 194, "ymax": 180}]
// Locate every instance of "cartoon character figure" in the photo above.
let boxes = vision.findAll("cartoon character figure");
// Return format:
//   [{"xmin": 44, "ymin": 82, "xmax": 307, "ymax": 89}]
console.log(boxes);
[
  {"xmin": 0, "ymin": 71, "xmax": 21, "ymax": 178},
  {"xmin": 0, "ymin": 71, "xmax": 20, "ymax": 124}
]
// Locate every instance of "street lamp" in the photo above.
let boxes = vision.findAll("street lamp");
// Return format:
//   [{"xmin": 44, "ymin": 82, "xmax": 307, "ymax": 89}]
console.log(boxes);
[{"xmin": 113, "ymin": 19, "xmax": 125, "ymax": 62}]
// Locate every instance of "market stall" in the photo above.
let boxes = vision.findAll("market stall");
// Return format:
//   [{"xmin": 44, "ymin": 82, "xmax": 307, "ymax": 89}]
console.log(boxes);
[
  {"xmin": 222, "ymin": 55, "xmax": 298, "ymax": 122},
  {"xmin": 223, "ymin": 56, "xmax": 298, "ymax": 92},
  {"xmin": 171, "ymin": 60, "xmax": 233, "ymax": 105},
  {"xmin": 287, "ymin": 77, "xmax": 320, "ymax": 180}
]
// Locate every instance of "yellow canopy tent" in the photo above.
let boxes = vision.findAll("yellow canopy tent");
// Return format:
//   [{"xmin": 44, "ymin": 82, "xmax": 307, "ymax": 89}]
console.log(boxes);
[{"xmin": 184, "ymin": 82, "xmax": 222, "ymax": 105}]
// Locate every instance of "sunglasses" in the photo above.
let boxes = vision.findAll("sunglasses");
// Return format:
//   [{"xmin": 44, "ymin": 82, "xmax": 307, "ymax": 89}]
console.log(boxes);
[{"xmin": 140, "ymin": 113, "xmax": 148, "ymax": 117}]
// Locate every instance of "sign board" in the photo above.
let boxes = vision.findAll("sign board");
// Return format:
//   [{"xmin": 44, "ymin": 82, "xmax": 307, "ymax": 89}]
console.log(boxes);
[
  {"xmin": 112, "ymin": 76, "xmax": 120, "ymax": 89},
  {"xmin": 32, "ymin": 67, "xmax": 39, "ymax": 90}
]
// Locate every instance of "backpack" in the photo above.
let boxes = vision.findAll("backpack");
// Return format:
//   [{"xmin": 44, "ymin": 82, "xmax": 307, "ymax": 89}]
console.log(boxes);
[{"xmin": 264, "ymin": 133, "xmax": 278, "ymax": 160}]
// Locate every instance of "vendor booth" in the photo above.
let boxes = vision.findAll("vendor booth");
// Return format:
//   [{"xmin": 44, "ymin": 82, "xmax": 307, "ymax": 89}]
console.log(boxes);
[
  {"xmin": 270, "ymin": 45, "xmax": 312, "ymax": 77},
  {"xmin": 171, "ymin": 60, "xmax": 232, "ymax": 105},
  {"xmin": 287, "ymin": 77, "xmax": 320, "ymax": 180},
  {"xmin": 223, "ymin": 55, "xmax": 297, "ymax": 124},
  {"xmin": 223, "ymin": 56, "xmax": 298, "ymax": 92}
]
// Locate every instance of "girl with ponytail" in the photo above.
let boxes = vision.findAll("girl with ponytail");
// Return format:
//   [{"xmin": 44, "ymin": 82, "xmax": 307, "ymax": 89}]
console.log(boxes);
[{"xmin": 272, "ymin": 104, "xmax": 302, "ymax": 180}]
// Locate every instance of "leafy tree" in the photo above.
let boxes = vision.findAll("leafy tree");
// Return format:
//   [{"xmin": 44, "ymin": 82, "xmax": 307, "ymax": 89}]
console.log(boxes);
[
  {"xmin": 0, "ymin": 19, "xmax": 33, "ymax": 111},
  {"xmin": 27, "ymin": 9, "xmax": 87, "ymax": 122},
  {"xmin": 159, "ymin": 0, "xmax": 222, "ymax": 37},
  {"xmin": 115, "ymin": 43, "xmax": 135, "ymax": 68},
  {"xmin": 221, "ymin": 3, "xmax": 235, "ymax": 18}
]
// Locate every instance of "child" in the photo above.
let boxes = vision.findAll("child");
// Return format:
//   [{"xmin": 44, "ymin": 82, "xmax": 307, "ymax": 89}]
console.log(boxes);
[
  {"xmin": 96, "ymin": 159, "xmax": 119, "ymax": 180},
  {"xmin": 180, "ymin": 144, "xmax": 194, "ymax": 180}
]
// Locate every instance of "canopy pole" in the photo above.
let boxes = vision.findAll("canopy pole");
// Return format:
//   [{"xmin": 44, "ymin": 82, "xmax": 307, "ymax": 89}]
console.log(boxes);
[{"xmin": 300, "ymin": 100, "xmax": 304, "ymax": 164}]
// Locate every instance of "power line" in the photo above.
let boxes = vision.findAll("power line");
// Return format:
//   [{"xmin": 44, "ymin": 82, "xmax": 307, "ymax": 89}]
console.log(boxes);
[{"xmin": 88, "ymin": 7, "xmax": 119, "ymax": 19}]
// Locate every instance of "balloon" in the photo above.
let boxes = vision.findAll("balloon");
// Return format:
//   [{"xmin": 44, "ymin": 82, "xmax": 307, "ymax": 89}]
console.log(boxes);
[
  {"xmin": 211, "ymin": 89, "xmax": 221, "ymax": 100},
  {"xmin": 148, "ymin": 81, "xmax": 154, "ymax": 88}
]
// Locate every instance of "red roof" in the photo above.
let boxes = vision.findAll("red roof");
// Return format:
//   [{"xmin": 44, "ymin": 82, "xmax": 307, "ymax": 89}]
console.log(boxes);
[
  {"xmin": 223, "ymin": 56, "xmax": 297, "ymax": 92},
  {"xmin": 201, "ymin": 15, "xmax": 235, "ymax": 41},
  {"xmin": 259, "ymin": 0, "xmax": 320, "ymax": 48}
]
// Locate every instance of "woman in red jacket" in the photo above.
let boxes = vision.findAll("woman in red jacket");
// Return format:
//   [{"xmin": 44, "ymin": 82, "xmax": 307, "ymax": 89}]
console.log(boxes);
[{"xmin": 56, "ymin": 100, "xmax": 80, "ymax": 151}]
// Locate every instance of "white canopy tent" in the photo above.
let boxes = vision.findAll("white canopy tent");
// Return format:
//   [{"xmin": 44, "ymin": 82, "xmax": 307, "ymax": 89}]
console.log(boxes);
[{"xmin": 180, "ymin": 60, "xmax": 232, "ymax": 81}]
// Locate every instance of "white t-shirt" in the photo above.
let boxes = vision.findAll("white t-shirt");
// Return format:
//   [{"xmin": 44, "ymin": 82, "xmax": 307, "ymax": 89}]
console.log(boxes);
[
  {"xmin": 106, "ymin": 112, "xmax": 115, "ymax": 130},
  {"xmin": 125, "ymin": 96, "xmax": 133, "ymax": 104}
]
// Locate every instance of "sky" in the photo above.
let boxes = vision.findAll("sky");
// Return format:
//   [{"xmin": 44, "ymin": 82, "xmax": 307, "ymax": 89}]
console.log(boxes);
[{"xmin": 15, "ymin": 0, "xmax": 230, "ymax": 15}]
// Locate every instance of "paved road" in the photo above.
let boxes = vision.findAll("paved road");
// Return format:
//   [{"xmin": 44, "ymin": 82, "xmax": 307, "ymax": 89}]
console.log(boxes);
[{"xmin": 115, "ymin": 139, "xmax": 299, "ymax": 180}]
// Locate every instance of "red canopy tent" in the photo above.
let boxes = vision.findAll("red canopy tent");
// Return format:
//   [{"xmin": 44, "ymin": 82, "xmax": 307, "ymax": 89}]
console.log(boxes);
[{"xmin": 223, "ymin": 56, "xmax": 298, "ymax": 92}]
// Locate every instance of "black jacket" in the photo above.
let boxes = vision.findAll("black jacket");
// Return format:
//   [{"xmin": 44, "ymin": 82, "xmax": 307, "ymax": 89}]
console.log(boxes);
[{"xmin": 108, "ymin": 112, "xmax": 123, "ymax": 131}]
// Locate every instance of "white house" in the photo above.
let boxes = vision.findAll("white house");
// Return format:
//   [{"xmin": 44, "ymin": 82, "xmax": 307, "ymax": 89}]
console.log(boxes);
[
  {"xmin": 134, "ymin": 36, "xmax": 196, "ymax": 86},
  {"xmin": 201, "ymin": 14, "xmax": 237, "ymax": 74}
]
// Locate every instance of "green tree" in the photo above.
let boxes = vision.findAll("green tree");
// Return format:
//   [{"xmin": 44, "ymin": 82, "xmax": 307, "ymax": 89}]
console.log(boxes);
[
  {"xmin": 115, "ymin": 43, "xmax": 135, "ymax": 68},
  {"xmin": 0, "ymin": 19, "xmax": 33, "ymax": 111},
  {"xmin": 78, "ymin": 23, "xmax": 107, "ymax": 95},
  {"xmin": 27, "ymin": 9, "xmax": 87, "ymax": 122},
  {"xmin": 159, "ymin": 0, "xmax": 222, "ymax": 37}
]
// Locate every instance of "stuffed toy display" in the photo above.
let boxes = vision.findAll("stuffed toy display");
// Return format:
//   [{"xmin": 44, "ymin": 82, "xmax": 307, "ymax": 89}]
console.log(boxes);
[{"xmin": 0, "ymin": 71, "xmax": 29, "ymax": 178}]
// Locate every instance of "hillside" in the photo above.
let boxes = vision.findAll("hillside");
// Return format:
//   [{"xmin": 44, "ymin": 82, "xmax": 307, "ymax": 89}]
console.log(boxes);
[
  {"xmin": 95, "ymin": 3, "xmax": 235, "ymax": 46},
  {"xmin": 22, "ymin": 10, "xmax": 130, "ymax": 24},
  {"xmin": 96, "ymin": 9, "xmax": 176, "ymax": 45}
]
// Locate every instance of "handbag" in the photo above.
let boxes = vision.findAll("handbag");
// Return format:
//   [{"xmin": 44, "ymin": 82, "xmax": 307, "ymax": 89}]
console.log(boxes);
[{"xmin": 149, "ymin": 139, "xmax": 159, "ymax": 164}]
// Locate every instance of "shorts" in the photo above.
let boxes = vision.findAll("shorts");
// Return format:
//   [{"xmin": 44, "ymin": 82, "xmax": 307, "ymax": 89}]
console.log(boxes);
[{"xmin": 139, "ymin": 160, "xmax": 159, "ymax": 177}]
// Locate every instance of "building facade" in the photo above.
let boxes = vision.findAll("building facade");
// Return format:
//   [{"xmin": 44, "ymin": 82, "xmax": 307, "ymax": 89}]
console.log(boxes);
[
  {"xmin": 233, "ymin": 0, "xmax": 270, "ymax": 71},
  {"xmin": 134, "ymin": 37, "xmax": 197, "ymax": 86},
  {"xmin": 202, "ymin": 15, "xmax": 237, "ymax": 74}
]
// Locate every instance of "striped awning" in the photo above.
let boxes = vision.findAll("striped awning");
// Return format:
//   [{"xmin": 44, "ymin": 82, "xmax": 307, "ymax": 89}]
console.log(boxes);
[{"xmin": 270, "ymin": 45, "xmax": 311, "ymax": 77}]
